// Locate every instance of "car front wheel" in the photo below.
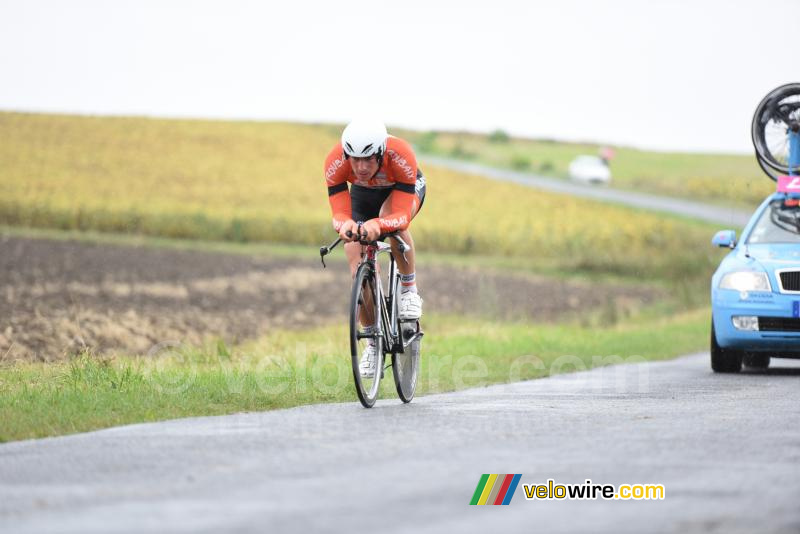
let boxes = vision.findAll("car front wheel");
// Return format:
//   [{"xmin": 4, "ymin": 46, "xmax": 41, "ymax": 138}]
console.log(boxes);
[
  {"xmin": 743, "ymin": 353, "xmax": 770, "ymax": 370},
  {"xmin": 711, "ymin": 321, "xmax": 743, "ymax": 373}
]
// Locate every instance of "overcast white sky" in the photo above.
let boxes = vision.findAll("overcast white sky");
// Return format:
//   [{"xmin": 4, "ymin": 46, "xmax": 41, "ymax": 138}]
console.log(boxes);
[{"xmin": 1, "ymin": 0, "xmax": 798, "ymax": 153}]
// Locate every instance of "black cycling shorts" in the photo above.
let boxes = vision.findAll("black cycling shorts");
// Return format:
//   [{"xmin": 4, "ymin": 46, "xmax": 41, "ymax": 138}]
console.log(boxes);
[{"xmin": 351, "ymin": 169, "xmax": 426, "ymax": 224}]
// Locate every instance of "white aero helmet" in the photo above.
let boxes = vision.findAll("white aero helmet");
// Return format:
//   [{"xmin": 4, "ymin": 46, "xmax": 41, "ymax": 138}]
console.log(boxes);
[{"xmin": 341, "ymin": 119, "xmax": 387, "ymax": 159}]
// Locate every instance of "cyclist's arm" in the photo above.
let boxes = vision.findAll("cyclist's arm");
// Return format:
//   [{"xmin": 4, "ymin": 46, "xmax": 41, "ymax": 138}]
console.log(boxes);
[
  {"xmin": 328, "ymin": 186, "xmax": 352, "ymax": 232},
  {"xmin": 371, "ymin": 138, "xmax": 418, "ymax": 233},
  {"xmin": 324, "ymin": 145, "xmax": 352, "ymax": 232},
  {"xmin": 373, "ymin": 186, "xmax": 416, "ymax": 233}
]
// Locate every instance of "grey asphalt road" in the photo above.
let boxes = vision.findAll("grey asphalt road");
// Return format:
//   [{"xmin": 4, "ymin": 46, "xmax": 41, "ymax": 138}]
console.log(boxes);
[
  {"xmin": 421, "ymin": 155, "xmax": 753, "ymax": 228},
  {"xmin": 2, "ymin": 353, "xmax": 800, "ymax": 534}
]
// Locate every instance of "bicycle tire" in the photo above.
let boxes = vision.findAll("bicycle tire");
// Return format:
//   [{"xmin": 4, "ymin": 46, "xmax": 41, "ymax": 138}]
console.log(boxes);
[
  {"xmin": 392, "ymin": 320, "xmax": 421, "ymax": 403},
  {"xmin": 755, "ymin": 152, "xmax": 782, "ymax": 181},
  {"xmin": 751, "ymin": 83, "xmax": 800, "ymax": 180},
  {"xmin": 350, "ymin": 262, "xmax": 384, "ymax": 408}
]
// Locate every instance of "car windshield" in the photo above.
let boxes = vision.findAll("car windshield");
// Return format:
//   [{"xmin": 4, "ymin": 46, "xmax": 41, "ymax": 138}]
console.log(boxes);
[{"xmin": 747, "ymin": 200, "xmax": 800, "ymax": 244}]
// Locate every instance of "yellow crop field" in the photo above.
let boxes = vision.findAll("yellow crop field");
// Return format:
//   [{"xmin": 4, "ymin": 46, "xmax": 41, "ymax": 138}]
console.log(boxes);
[
  {"xmin": 0, "ymin": 112, "xmax": 718, "ymax": 279},
  {"xmin": 0, "ymin": 112, "xmax": 338, "ymax": 243}
]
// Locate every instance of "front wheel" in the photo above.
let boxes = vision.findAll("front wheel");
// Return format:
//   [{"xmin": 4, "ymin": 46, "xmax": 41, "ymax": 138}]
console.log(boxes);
[
  {"xmin": 392, "ymin": 321, "xmax": 422, "ymax": 403},
  {"xmin": 710, "ymin": 321, "xmax": 742, "ymax": 373},
  {"xmin": 350, "ymin": 262, "xmax": 384, "ymax": 408},
  {"xmin": 743, "ymin": 353, "xmax": 770, "ymax": 370}
]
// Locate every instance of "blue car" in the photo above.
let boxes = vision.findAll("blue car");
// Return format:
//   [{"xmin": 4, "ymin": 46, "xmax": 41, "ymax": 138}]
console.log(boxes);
[{"xmin": 710, "ymin": 187, "xmax": 800, "ymax": 372}]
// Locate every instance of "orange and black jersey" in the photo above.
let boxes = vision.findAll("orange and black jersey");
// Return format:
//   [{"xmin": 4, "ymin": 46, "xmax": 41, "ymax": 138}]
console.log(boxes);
[{"xmin": 325, "ymin": 135, "xmax": 420, "ymax": 233}]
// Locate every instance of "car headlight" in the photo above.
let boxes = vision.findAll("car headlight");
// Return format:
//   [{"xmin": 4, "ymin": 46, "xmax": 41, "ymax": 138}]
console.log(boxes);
[{"xmin": 719, "ymin": 271, "xmax": 772, "ymax": 292}]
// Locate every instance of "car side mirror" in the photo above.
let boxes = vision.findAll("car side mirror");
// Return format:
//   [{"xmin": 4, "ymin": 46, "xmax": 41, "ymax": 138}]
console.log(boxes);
[{"xmin": 712, "ymin": 230, "xmax": 737, "ymax": 249}]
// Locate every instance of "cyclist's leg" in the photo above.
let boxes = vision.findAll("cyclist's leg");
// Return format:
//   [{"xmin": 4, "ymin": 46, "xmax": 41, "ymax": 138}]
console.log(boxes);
[
  {"xmin": 344, "ymin": 242, "xmax": 362, "ymax": 277},
  {"xmin": 381, "ymin": 171, "xmax": 425, "ymax": 320},
  {"xmin": 392, "ymin": 229, "xmax": 415, "ymax": 275},
  {"xmin": 380, "ymin": 170, "xmax": 426, "ymax": 278},
  {"xmin": 345, "ymin": 242, "xmax": 376, "ymax": 325}
]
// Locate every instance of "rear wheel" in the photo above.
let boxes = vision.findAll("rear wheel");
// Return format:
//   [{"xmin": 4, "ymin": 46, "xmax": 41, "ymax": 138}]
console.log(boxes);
[
  {"xmin": 350, "ymin": 262, "xmax": 384, "ymax": 408},
  {"xmin": 392, "ymin": 321, "xmax": 422, "ymax": 403},
  {"xmin": 751, "ymin": 83, "xmax": 800, "ymax": 179},
  {"xmin": 710, "ymin": 321, "xmax": 742, "ymax": 373}
]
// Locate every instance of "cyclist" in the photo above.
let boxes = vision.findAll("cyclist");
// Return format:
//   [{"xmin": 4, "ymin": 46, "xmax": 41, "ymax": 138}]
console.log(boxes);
[{"xmin": 324, "ymin": 119, "xmax": 426, "ymax": 378}]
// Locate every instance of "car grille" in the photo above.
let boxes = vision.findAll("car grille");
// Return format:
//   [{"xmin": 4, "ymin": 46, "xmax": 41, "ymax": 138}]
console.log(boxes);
[
  {"xmin": 758, "ymin": 317, "xmax": 800, "ymax": 332},
  {"xmin": 779, "ymin": 270, "xmax": 800, "ymax": 292}
]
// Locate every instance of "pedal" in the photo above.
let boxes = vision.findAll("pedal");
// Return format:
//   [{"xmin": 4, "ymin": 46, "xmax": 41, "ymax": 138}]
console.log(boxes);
[
  {"xmin": 400, "ymin": 319, "xmax": 419, "ymax": 337},
  {"xmin": 400, "ymin": 318, "xmax": 418, "ymax": 331}
]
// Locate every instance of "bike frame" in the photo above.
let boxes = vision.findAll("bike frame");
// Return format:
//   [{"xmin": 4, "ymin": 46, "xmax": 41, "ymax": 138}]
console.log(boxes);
[
  {"xmin": 362, "ymin": 240, "xmax": 403, "ymax": 354},
  {"xmin": 319, "ymin": 231, "xmax": 423, "ymax": 406},
  {"xmin": 320, "ymin": 233, "xmax": 412, "ymax": 354}
]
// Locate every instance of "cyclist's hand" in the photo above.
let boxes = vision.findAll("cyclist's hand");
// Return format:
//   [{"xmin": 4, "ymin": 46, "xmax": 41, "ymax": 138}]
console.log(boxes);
[
  {"xmin": 362, "ymin": 219, "xmax": 381, "ymax": 241},
  {"xmin": 339, "ymin": 219, "xmax": 358, "ymax": 242}
]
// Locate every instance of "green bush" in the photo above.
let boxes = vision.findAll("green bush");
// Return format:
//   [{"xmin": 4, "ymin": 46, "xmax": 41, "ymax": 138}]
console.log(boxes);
[
  {"xmin": 488, "ymin": 129, "xmax": 510, "ymax": 143},
  {"xmin": 449, "ymin": 142, "xmax": 475, "ymax": 159},
  {"xmin": 510, "ymin": 155, "xmax": 531, "ymax": 170},
  {"xmin": 416, "ymin": 130, "xmax": 438, "ymax": 152}
]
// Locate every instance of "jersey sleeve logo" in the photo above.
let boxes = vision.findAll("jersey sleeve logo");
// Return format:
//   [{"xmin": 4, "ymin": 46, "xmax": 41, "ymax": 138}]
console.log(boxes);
[
  {"xmin": 387, "ymin": 150, "xmax": 415, "ymax": 181},
  {"xmin": 325, "ymin": 157, "xmax": 345, "ymax": 184},
  {"xmin": 379, "ymin": 214, "xmax": 408, "ymax": 229}
]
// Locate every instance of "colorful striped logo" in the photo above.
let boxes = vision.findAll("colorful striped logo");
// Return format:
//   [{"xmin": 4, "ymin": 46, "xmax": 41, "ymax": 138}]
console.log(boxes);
[{"xmin": 470, "ymin": 474, "xmax": 522, "ymax": 505}]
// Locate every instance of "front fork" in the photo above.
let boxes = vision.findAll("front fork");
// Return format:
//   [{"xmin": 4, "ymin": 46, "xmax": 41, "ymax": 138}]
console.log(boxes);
[{"xmin": 362, "ymin": 252, "xmax": 396, "ymax": 350}]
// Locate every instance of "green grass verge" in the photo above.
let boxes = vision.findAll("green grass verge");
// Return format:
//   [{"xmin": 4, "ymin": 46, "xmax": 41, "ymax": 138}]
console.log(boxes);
[{"xmin": 0, "ymin": 309, "xmax": 710, "ymax": 443}]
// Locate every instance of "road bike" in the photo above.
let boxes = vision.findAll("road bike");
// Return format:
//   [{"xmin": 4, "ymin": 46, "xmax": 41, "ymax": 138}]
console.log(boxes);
[
  {"xmin": 752, "ymin": 83, "xmax": 800, "ymax": 180},
  {"xmin": 320, "ymin": 229, "xmax": 423, "ymax": 408}
]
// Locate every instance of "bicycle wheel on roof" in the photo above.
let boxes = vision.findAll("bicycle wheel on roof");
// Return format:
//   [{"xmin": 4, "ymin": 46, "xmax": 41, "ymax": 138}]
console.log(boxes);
[{"xmin": 752, "ymin": 83, "xmax": 800, "ymax": 180}]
